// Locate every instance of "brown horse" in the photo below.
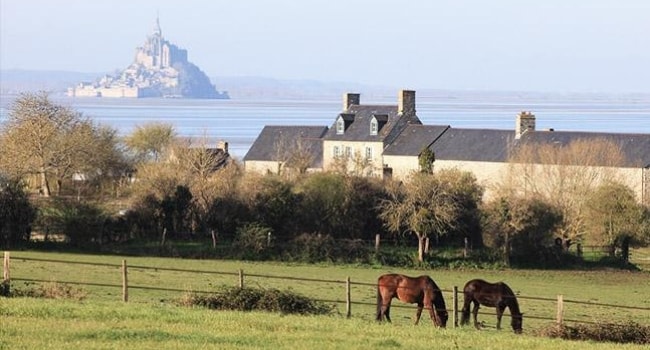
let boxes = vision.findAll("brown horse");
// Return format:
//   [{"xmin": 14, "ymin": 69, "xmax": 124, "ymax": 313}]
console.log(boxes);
[
  {"xmin": 460, "ymin": 279, "xmax": 523, "ymax": 334},
  {"xmin": 376, "ymin": 273, "xmax": 448, "ymax": 327}
]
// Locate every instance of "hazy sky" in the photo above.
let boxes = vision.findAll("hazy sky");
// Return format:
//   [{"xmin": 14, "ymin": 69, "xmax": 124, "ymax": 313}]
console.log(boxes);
[{"xmin": 2, "ymin": 0, "xmax": 649, "ymax": 93}]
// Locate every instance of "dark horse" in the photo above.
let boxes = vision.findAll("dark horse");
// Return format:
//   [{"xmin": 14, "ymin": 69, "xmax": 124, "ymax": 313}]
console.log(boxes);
[
  {"xmin": 460, "ymin": 279, "xmax": 523, "ymax": 334},
  {"xmin": 376, "ymin": 273, "xmax": 448, "ymax": 327}
]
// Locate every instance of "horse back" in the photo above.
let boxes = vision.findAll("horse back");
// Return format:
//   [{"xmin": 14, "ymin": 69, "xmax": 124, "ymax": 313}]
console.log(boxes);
[{"xmin": 463, "ymin": 279, "xmax": 506, "ymax": 307}]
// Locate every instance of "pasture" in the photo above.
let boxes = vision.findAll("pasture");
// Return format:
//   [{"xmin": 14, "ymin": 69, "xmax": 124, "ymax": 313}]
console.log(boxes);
[
  {"xmin": 2, "ymin": 298, "xmax": 647, "ymax": 350},
  {"xmin": 2, "ymin": 251, "xmax": 649, "ymax": 348}
]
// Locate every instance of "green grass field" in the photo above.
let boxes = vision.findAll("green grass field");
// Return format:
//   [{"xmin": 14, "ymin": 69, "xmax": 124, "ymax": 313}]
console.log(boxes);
[{"xmin": 2, "ymin": 251, "xmax": 649, "ymax": 349}]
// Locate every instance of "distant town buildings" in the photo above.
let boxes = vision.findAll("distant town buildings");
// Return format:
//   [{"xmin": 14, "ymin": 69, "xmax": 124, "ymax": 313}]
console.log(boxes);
[{"xmin": 68, "ymin": 17, "xmax": 228, "ymax": 99}]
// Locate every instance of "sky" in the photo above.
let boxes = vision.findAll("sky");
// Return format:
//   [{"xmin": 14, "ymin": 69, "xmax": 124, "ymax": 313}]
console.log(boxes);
[{"xmin": 1, "ymin": 0, "xmax": 650, "ymax": 93}]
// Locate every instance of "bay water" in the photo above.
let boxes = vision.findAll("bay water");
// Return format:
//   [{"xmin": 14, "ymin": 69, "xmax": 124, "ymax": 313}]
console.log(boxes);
[{"xmin": 1, "ymin": 92, "xmax": 649, "ymax": 160}]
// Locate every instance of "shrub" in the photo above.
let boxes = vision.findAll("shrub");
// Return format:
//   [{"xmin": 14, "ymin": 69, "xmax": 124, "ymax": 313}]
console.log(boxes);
[
  {"xmin": 10, "ymin": 282, "xmax": 87, "ymax": 301},
  {"xmin": 232, "ymin": 223, "xmax": 274, "ymax": 259},
  {"xmin": 284, "ymin": 233, "xmax": 372, "ymax": 263},
  {"xmin": 178, "ymin": 286, "xmax": 333, "ymax": 315},
  {"xmin": 538, "ymin": 322, "xmax": 650, "ymax": 344}
]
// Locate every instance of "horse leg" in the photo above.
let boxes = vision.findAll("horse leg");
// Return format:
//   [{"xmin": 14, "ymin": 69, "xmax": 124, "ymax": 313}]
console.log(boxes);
[
  {"xmin": 472, "ymin": 302, "xmax": 481, "ymax": 330},
  {"xmin": 496, "ymin": 305, "xmax": 505, "ymax": 330},
  {"xmin": 460, "ymin": 298, "xmax": 471, "ymax": 326},
  {"xmin": 426, "ymin": 302, "xmax": 438, "ymax": 326},
  {"xmin": 414, "ymin": 302, "xmax": 423, "ymax": 325},
  {"xmin": 384, "ymin": 303, "xmax": 392, "ymax": 322}
]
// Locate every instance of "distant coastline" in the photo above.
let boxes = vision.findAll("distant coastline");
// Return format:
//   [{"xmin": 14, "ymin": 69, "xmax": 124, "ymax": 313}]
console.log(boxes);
[{"xmin": 4, "ymin": 69, "xmax": 650, "ymax": 102}]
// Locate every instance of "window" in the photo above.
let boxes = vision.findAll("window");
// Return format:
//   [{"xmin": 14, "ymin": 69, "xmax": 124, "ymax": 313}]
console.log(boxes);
[
  {"xmin": 365, "ymin": 147, "xmax": 373, "ymax": 160},
  {"xmin": 345, "ymin": 146, "xmax": 352, "ymax": 158},
  {"xmin": 370, "ymin": 119, "xmax": 378, "ymax": 135},
  {"xmin": 333, "ymin": 146, "xmax": 341, "ymax": 157},
  {"xmin": 336, "ymin": 119, "xmax": 344, "ymax": 135}
]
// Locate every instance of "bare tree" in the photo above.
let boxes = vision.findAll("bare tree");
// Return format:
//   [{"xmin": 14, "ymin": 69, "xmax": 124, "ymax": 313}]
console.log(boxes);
[
  {"xmin": 378, "ymin": 172, "xmax": 461, "ymax": 262},
  {"xmin": 273, "ymin": 135, "xmax": 316, "ymax": 176},
  {"xmin": 0, "ymin": 92, "xmax": 120, "ymax": 196},
  {"xmin": 498, "ymin": 138, "xmax": 626, "ymax": 244}
]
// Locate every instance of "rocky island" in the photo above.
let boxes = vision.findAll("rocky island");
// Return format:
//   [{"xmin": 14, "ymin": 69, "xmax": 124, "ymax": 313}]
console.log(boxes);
[{"xmin": 68, "ymin": 18, "xmax": 228, "ymax": 99}]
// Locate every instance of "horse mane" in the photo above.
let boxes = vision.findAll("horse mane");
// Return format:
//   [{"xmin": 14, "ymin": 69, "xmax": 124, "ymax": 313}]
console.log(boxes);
[
  {"xmin": 500, "ymin": 282, "xmax": 521, "ymax": 316},
  {"xmin": 426, "ymin": 276, "xmax": 447, "ymax": 309}
]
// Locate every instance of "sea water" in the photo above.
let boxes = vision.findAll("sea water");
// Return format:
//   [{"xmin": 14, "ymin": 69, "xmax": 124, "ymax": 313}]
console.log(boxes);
[{"xmin": 1, "ymin": 92, "xmax": 649, "ymax": 159}]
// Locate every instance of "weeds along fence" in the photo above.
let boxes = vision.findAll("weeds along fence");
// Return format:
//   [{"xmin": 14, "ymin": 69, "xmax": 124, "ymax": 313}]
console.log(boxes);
[{"xmin": 3, "ymin": 252, "xmax": 649, "ymax": 329}]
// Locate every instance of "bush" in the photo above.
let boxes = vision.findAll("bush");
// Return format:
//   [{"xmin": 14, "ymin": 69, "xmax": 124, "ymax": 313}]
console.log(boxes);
[
  {"xmin": 178, "ymin": 286, "xmax": 333, "ymax": 315},
  {"xmin": 10, "ymin": 282, "xmax": 87, "ymax": 301},
  {"xmin": 284, "ymin": 233, "xmax": 372, "ymax": 264},
  {"xmin": 232, "ymin": 223, "xmax": 274, "ymax": 259},
  {"xmin": 0, "ymin": 179, "xmax": 36, "ymax": 248},
  {"xmin": 538, "ymin": 322, "xmax": 650, "ymax": 344}
]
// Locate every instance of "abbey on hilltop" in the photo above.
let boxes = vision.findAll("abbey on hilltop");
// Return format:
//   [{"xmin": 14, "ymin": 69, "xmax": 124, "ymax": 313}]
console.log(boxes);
[{"xmin": 68, "ymin": 17, "xmax": 228, "ymax": 99}]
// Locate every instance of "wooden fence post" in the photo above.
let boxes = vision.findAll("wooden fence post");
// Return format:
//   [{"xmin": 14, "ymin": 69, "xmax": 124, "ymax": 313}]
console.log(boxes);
[
  {"xmin": 122, "ymin": 259, "xmax": 128, "ymax": 302},
  {"xmin": 463, "ymin": 237, "xmax": 469, "ymax": 258},
  {"xmin": 452, "ymin": 286, "xmax": 459, "ymax": 328},
  {"xmin": 556, "ymin": 295, "xmax": 564, "ymax": 326},
  {"xmin": 2, "ymin": 252, "xmax": 9, "ymax": 296},
  {"xmin": 345, "ymin": 277, "xmax": 351, "ymax": 318},
  {"xmin": 375, "ymin": 234, "xmax": 380, "ymax": 253},
  {"xmin": 239, "ymin": 269, "xmax": 244, "ymax": 288},
  {"xmin": 160, "ymin": 228, "xmax": 167, "ymax": 247}
]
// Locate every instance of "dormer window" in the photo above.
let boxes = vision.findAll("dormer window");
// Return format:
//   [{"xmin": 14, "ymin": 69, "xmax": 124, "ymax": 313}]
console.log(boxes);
[
  {"xmin": 370, "ymin": 119, "xmax": 378, "ymax": 135},
  {"xmin": 370, "ymin": 114, "xmax": 388, "ymax": 136},
  {"xmin": 336, "ymin": 118, "xmax": 345, "ymax": 135},
  {"xmin": 336, "ymin": 113, "xmax": 355, "ymax": 135}
]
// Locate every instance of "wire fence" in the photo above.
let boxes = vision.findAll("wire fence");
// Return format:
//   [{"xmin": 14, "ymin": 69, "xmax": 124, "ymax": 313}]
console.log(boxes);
[{"xmin": 3, "ymin": 251, "xmax": 649, "ymax": 329}]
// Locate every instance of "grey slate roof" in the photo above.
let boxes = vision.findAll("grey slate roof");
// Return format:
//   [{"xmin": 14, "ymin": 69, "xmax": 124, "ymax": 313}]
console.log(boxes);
[
  {"xmin": 432, "ymin": 128, "xmax": 516, "ymax": 162},
  {"xmin": 519, "ymin": 130, "xmax": 650, "ymax": 168},
  {"xmin": 322, "ymin": 104, "xmax": 422, "ymax": 143},
  {"xmin": 243, "ymin": 125, "xmax": 328, "ymax": 167},
  {"xmin": 383, "ymin": 124, "xmax": 450, "ymax": 156}
]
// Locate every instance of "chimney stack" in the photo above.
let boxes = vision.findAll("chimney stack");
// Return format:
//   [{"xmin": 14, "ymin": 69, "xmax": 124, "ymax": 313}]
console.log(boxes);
[
  {"xmin": 398, "ymin": 90, "xmax": 416, "ymax": 115},
  {"xmin": 217, "ymin": 140, "xmax": 229, "ymax": 153},
  {"xmin": 515, "ymin": 111, "xmax": 536, "ymax": 139},
  {"xmin": 343, "ymin": 93, "xmax": 360, "ymax": 112}
]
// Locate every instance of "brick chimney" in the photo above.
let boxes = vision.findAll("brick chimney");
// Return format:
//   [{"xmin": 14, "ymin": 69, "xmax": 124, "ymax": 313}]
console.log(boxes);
[
  {"xmin": 343, "ymin": 93, "xmax": 360, "ymax": 112},
  {"xmin": 217, "ymin": 140, "xmax": 229, "ymax": 153},
  {"xmin": 398, "ymin": 90, "xmax": 416, "ymax": 115},
  {"xmin": 515, "ymin": 111, "xmax": 536, "ymax": 139}
]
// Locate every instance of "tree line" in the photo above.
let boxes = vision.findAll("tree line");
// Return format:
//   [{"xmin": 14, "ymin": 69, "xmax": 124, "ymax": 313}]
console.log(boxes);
[{"xmin": 1, "ymin": 92, "xmax": 648, "ymax": 267}]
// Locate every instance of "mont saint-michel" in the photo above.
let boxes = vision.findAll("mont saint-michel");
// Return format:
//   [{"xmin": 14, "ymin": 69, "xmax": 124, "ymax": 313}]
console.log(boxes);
[{"xmin": 68, "ymin": 18, "xmax": 228, "ymax": 99}]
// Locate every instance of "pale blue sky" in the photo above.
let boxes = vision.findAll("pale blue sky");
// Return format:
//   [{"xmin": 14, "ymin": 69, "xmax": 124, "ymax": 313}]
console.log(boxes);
[{"xmin": 1, "ymin": 0, "xmax": 649, "ymax": 93}]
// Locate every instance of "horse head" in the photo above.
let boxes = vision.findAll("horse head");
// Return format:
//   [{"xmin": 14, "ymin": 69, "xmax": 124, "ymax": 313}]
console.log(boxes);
[
  {"xmin": 511, "ymin": 313, "xmax": 523, "ymax": 334},
  {"xmin": 435, "ymin": 307, "xmax": 449, "ymax": 328}
]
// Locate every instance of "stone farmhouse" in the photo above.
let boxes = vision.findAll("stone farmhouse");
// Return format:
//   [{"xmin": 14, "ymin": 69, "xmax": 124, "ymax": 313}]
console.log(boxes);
[{"xmin": 243, "ymin": 90, "xmax": 650, "ymax": 204}]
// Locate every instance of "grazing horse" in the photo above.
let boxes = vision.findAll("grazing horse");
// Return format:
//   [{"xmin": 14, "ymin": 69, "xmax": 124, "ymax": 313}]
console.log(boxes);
[
  {"xmin": 460, "ymin": 279, "xmax": 523, "ymax": 334},
  {"xmin": 376, "ymin": 273, "xmax": 448, "ymax": 327}
]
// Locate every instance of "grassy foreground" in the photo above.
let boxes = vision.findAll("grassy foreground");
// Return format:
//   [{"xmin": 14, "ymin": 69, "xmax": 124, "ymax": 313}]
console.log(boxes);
[
  {"xmin": 1, "ymin": 297, "xmax": 647, "ymax": 350},
  {"xmin": 6, "ymin": 251, "xmax": 650, "ymax": 330}
]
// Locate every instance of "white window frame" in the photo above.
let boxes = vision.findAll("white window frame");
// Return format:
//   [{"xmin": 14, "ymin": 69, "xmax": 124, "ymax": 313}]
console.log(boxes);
[
  {"xmin": 370, "ymin": 119, "xmax": 378, "ymax": 135},
  {"xmin": 365, "ymin": 146, "xmax": 373, "ymax": 160},
  {"xmin": 333, "ymin": 145, "xmax": 341, "ymax": 157},
  {"xmin": 345, "ymin": 146, "xmax": 352, "ymax": 158},
  {"xmin": 336, "ymin": 119, "xmax": 344, "ymax": 135}
]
